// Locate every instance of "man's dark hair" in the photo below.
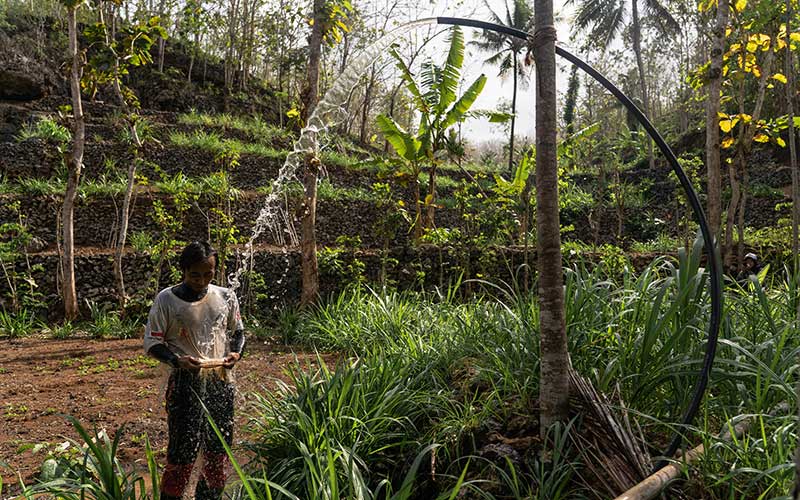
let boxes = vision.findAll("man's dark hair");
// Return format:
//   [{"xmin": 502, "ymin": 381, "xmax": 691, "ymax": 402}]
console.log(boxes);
[{"xmin": 179, "ymin": 241, "xmax": 217, "ymax": 271}]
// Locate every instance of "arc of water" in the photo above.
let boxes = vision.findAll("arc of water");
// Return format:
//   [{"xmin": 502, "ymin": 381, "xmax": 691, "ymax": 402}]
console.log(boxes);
[{"xmin": 227, "ymin": 18, "xmax": 439, "ymax": 294}]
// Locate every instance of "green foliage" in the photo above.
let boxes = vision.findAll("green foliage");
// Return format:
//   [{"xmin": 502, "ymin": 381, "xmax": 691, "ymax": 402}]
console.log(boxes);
[
  {"xmin": 0, "ymin": 200, "xmax": 44, "ymax": 313},
  {"xmin": 376, "ymin": 26, "xmax": 488, "ymax": 237},
  {"xmin": 0, "ymin": 308, "xmax": 40, "ymax": 338},
  {"xmin": 82, "ymin": 16, "xmax": 166, "ymax": 104},
  {"xmin": 178, "ymin": 110, "xmax": 294, "ymax": 143},
  {"xmin": 84, "ymin": 301, "xmax": 139, "ymax": 339},
  {"xmin": 32, "ymin": 416, "xmax": 159, "ymax": 500},
  {"xmin": 170, "ymin": 130, "xmax": 287, "ymax": 159},
  {"xmin": 16, "ymin": 117, "xmax": 71, "ymax": 149},
  {"xmin": 45, "ymin": 320, "xmax": 76, "ymax": 340},
  {"xmin": 147, "ymin": 166, "xmax": 198, "ymax": 294},
  {"xmin": 129, "ymin": 231, "xmax": 153, "ymax": 254},
  {"xmin": 318, "ymin": 236, "xmax": 366, "ymax": 287}
]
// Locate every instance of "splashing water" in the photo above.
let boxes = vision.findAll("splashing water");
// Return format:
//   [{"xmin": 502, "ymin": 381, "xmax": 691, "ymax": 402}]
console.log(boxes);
[
  {"xmin": 183, "ymin": 18, "xmax": 439, "ymax": 377},
  {"xmin": 226, "ymin": 18, "xmax": 438, "ymax": 298}
]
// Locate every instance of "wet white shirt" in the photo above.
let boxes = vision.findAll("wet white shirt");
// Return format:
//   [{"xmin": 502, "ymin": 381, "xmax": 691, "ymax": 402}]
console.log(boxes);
[{"xmin": 143, "ymin": 284, "xmax": 244, "ymax": 363}]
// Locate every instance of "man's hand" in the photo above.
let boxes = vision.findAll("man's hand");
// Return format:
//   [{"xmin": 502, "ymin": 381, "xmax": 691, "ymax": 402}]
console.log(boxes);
[
  {"xmin": 176, "ymin": 355, "xmax": 201, "ymax": 371},
  {"xmin": 223, "ymin": 352, "xmax": 241, "ymax": 368}
]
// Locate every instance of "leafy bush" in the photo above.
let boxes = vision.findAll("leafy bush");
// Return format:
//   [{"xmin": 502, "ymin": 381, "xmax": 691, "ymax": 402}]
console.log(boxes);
[{"xmin": 30, "ymin": 416, "xmax": 159, "ymax": 500}]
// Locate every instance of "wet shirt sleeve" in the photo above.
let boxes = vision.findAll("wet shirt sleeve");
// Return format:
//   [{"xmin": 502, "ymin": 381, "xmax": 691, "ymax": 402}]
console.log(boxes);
[
  {"xmin": 227, "ymin": 292, "xmax": 244, "ymax": 333},
  {"xmin": 143, "ymin": 292, "xmax": 170, "ymax": 354}
]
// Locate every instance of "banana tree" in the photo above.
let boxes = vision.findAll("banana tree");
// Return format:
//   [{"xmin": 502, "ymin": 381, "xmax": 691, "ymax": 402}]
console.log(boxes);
[{"xmin": 377, "ymin": 26, "xmax": 487, "ymax": 238}]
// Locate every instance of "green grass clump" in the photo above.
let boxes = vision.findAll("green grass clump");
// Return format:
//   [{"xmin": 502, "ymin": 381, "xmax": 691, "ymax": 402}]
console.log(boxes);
[
  {"xmin": 169, "ymin": 130, "xmax": 288, "ymax": 160},
  {"xmin": 178, "ymin": 110, "xmax": 294, "ymax": 143},
  {"xmin": 0, "ymin": 309, "xmax": 40, "ymax": 337}
]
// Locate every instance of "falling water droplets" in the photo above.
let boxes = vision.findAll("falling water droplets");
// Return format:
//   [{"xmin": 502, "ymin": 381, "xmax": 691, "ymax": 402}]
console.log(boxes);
[{"xmin": 225, "ymin": 18, "xmax": 438, "ymax": 302}]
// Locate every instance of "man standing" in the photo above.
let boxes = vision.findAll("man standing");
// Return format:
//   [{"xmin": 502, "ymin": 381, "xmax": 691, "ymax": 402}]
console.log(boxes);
[{"xmin": 144, "ymin": 241, "xmax": 245, "ymax": 500}]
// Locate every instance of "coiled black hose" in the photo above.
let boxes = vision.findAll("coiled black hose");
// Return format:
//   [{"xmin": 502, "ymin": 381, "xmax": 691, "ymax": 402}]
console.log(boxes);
[{"xmin": 436, "ymin": 16, "xmax": 724, "ymax": 471}]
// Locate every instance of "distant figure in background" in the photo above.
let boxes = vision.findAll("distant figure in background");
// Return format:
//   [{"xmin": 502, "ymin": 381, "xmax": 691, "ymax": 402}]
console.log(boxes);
[
  {"xmin": 143, "ymin": 241, "xmax": 245, "ymax": 500},
  {"xmin": 737, "ymin": 252, "xmax": 761, "ymax": 285}
]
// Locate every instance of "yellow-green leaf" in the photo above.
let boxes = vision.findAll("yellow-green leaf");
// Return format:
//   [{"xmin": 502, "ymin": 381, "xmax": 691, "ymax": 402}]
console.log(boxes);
[
  {"xmin": 753, "ymin": 133, "xmax": 769, "ymax": 143},
  {"xmin": 720, "ymin": 117, "xmax": 739, "ymax": 133},
  {"xmin": 772, "ymin": 73, "xmax": 787, "ymax": 83},
  {"xmin": 775, "ymin": 137, "xmax": 786, "ymax": 147},
  {"xmin": 722, "ymin": 137, "xmax": 735, "ymax": 148},
  {"xmin": 734, "ymin": 0, "xmax": 746, "ymax": 12}
]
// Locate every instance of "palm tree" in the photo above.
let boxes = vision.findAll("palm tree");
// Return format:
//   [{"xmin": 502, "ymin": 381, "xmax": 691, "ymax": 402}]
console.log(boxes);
[
  {"xmin": 569, "ymin": 0, "xmax": 679, "ymax": 170},
  {"xmin": 472, "ymin": 0, "xmax": 534, "ymax": 174},
  {"xmin": 533, "ymin": 0, "xmax": 569, "ymax": 434}
]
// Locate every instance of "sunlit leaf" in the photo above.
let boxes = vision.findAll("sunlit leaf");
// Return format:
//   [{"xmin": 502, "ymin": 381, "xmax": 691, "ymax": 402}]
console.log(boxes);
[
  {"xmin": 722, "ymin": 136, "xmax": 735, "ymax": 148},
  {"xmin": 753, "ymin": 133, "xmax": 769, "ymax": 143},
  {"xmin": 771, "ymin": 73, "xmax": 787, "ymax": 83},
  {"xmin": 775, "ymin": 137, "xmax": 786, "ymax": 147},
  {"xmin": 734, "ymin": 0, "xmax": 746, "ymax": 11},
  {"xmin": 719, "ymin": 117, "xmax": 739, "ymax": 133}
]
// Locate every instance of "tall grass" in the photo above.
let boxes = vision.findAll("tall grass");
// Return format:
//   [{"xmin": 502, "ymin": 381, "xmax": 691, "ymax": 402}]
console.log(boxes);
[
  {"xmin": 248, "ymin": 246, "xmax": 800, "ymax": 498},
  {"xmin": 13, "ymin": 247, "xmax": 800, "ymax": 497}
]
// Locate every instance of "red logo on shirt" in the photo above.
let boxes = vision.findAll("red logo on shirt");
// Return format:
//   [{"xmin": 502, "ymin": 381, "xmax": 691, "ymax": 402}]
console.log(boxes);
[
  {"xmin": 180, "ymin": 327, "xmax": 188, "ymax": 338},
  {"xmin": 151, "ymin": 331, "xmax": 164, "ymax": 338}
]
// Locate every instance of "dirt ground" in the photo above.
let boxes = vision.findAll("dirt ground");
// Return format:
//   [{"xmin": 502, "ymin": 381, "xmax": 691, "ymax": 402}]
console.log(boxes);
[{"xmin": 0, "ymin": 336, "xmax": 335, "ymax": 493}]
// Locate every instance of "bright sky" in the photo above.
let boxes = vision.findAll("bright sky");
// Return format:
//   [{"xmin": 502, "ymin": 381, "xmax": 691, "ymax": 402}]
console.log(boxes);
[{"xmin": 419, "ymin": 0, "xmax": 578, "ymax": 143}]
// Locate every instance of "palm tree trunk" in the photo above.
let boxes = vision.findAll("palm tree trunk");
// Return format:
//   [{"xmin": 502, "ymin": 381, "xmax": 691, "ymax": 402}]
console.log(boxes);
[
  {"xmin": 631, "ymin": 0, "xmax": 655, "ymax": 170},
  {"xmin": 63, "ymin": 5, "xmax": 84, "ymax": 321},
  {"xmin": 508, "ymin": 52, "xmax": 518, "ymax": 175},
  {"xmin": 706, "ymin": 0, "xmax": 728, "ymax": 239},
  {"xmin": 534, "ymin": 0, "xmax": 569, "ymax": 434},
  {"xmin": 299, "ymin": 0, "xmax": 325, "ymax": 306}
]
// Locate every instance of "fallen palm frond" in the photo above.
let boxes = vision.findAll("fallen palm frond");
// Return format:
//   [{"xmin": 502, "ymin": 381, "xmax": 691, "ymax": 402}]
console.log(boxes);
[{"xmin": 568, "ymin": 367, "xmax": 651, "ymax": 498}]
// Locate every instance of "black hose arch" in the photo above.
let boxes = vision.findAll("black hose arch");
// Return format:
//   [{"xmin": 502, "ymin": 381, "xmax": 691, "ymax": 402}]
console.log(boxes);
[{"xmin": 436, "ymin": 16, "xmax": 724, "ymax": 470}]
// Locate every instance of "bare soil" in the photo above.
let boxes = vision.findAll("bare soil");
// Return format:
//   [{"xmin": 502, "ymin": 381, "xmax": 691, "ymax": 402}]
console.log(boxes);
[{"xmin": 0, "ymin": 336, "xmax": 336, "ymax": 491}]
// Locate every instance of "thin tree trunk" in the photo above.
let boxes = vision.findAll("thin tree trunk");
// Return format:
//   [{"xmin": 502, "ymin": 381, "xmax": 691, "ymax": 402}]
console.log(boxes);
[
  {"xmin": 533, "ymin": 0, "xmax": 569, "ymax": 433},
  {"xmin": 114, "ymin": 123, "xmax": 141, "ymax": 308},
  {"xmin": 706, "ymin": 0, "xmax": 728, "ymax": 239},
  {"xmin": 737, "ymin": 159, "xmax": 748, "ymax": 270},
  {"xmin": 724, "ymin": 158, "xmax": 741, "ymax": 269},
  {"xmin": 426, "ymin": 167, "xmax": 436, "ymax": 230},
  {"xmin": 613, "ymin": 166, "xmax": 624, "ymax": 243},
  {"xmin": 787, "ymin": 0, "xmax": 799, "ymax": 286},
  {"xmin": 592, "ymin": 158, "xmax": 605, "ymax": 245},
  {"xmin": 631, "ymin": 0, "xmax": 655, "ymax": 170},
  {"xmin": 299, "ymin": 0, "xmax": 325, "ymax": 306},
  {"xmin": 360, "ymin": 65, "xmax": 376, "ymax": 144},
  {"xmin": 724, "ymin": 47, "xmax": 773, "ymax": 268},
  {"xmin": 508, "ymin": 52, "xmax": 518, "ymax": 175},
  {"xmin": 188, "ymin": 45, "xmax": 195, "ymax": 83},
  {"xmin": 413, "ymin": 179, "xmax": 422, "ymax": 242},
  {"xmin": 158, "ymin": 37, "xmax": 165, "ymax": 73},
  {"xmin": 63, "ymin": 5, "xmax": 84, "ymax": 321}
]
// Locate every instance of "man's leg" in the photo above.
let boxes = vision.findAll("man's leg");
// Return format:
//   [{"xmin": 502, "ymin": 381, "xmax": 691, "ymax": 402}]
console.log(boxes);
[
  {"xmin": 161, "ymin": 370, "xmax": 203, "ymax": 500},
  {"xmin": 196, "ymin": 377, "xmax": 235, "ymax": 500}
]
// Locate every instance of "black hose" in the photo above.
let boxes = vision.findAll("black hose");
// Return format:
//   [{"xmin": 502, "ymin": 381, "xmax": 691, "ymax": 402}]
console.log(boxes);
[{"xmin": 436, "ymin": 16, "xmax": 724, "ymax": 471}]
